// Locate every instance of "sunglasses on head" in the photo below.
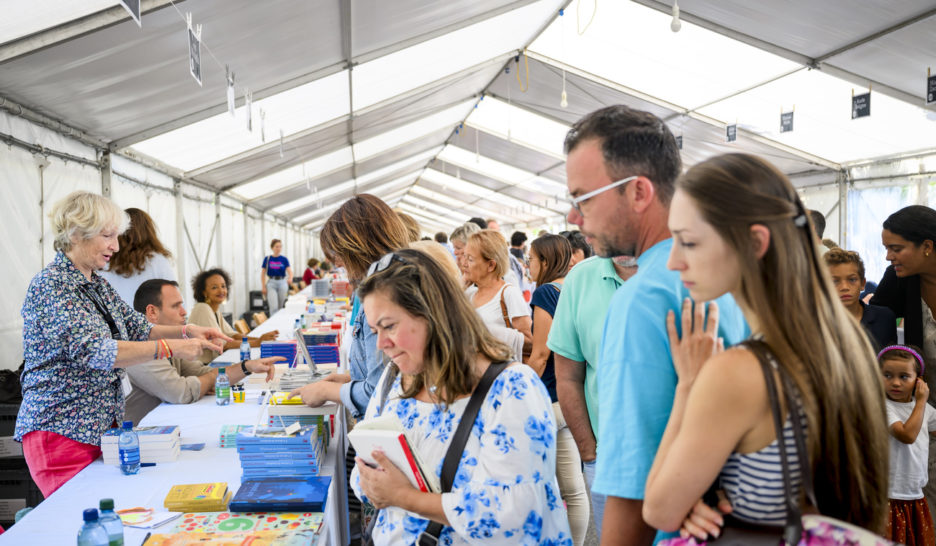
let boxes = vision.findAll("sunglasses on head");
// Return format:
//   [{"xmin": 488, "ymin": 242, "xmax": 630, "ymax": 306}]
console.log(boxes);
[{"xmin": 366, "ymin": 252, "xmax": 412, "ymax": 277}]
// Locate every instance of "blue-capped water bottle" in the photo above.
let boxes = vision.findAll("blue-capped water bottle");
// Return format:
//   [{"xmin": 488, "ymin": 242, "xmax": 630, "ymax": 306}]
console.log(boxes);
[
  {"xmin": 77, "ymin": 508, "xmax": 109, "ymax": 546},
  {"xmin": 117, "ymin": 421, "xmax": 140, "ymax": 475},
  {"xmin": 216, "ymin": 368, "xmax": 230, "ymax": 406},
  {"xmin": 98, "ymin": 499, "xmax": 124, "ymax": 546},
  {"xmin": 239, "ymin": 336, "xmax": 250, "ymax": 362}
]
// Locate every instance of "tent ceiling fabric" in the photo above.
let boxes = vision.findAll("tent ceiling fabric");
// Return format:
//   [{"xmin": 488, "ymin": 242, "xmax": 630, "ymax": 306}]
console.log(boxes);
[
  {"xmin": 1, "ymin": 0, "xmax": 934, "ymax": 230},
  {"xmin": 0, "ymin": 0, "xmax": 344, "ymax": 143}
]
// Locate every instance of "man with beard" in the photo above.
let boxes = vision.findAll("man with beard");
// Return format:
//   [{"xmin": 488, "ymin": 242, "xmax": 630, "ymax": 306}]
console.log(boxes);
[{"xmin": 563, "ymin": 106, "xmax": 748, "ymax": 545}]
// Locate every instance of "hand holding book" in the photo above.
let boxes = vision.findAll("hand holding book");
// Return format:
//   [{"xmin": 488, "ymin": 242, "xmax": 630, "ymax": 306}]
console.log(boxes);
[{"xmin": 356, "ymin": 451, "xmax": 423, "ymax": 510}]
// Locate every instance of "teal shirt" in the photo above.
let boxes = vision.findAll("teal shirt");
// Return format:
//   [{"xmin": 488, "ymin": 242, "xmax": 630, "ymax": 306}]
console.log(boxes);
[
  {"xmin": 546, "ymin": 256, "xmax": 626, "ymax": 442},
  {"xmin": 592, "ymin": 239, "xmax": 748, "ymax": 544}
]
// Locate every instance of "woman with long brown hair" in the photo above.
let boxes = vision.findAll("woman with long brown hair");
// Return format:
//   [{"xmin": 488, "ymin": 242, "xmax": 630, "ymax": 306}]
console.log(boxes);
[
  {"xmin": 642, "ymin": 153, "xmax": 889, "ymax": 539},
  {"xmin": 289, "ymin": 194, "xmax": 411, "ymax": 418},
  {"xmin": 101, "ymin": 208, "xmax": 175, "ymax": 306},
  {"xmin": 350, "ymin": 248, "xmax": 572, "ymax": 545}
]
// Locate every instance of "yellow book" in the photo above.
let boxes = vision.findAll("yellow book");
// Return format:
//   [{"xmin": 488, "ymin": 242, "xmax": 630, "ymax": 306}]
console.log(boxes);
[
  {"xmin": 163, "ymin": 483, "xmax": 229, "ymax": 511},
  {"xmin": 270, "ymin": 391, "xmax": 306, "ymax": 405}
]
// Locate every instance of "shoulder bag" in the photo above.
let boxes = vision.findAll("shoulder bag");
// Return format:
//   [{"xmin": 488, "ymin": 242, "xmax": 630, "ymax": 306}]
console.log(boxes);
[{"xmin": 362, "ymin": 361, "xmax": 509, "ymax": 546}]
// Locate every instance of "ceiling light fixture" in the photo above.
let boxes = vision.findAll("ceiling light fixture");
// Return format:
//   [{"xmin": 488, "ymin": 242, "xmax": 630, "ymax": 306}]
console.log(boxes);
[{"xmin": 670, "ymin": 1, "xmax": 682, "ymax": 32}]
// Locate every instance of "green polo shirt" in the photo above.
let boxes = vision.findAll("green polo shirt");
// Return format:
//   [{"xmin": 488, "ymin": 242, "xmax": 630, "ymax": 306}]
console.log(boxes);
[{"xmin": 546, "ymin": 256, "xmax": 626, "ymax": 441}]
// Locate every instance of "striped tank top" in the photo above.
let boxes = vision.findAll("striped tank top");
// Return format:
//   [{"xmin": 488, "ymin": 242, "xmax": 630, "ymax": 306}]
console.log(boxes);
[{"xmin": 718, "ymin": 411, "xmax": 806, "ymax": 525}]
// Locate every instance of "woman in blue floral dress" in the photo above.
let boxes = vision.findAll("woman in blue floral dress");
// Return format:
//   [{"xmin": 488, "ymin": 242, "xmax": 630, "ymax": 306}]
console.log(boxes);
[{"xmin": 351, "ymin": 248, "xmax": 573, "ymax": 545}]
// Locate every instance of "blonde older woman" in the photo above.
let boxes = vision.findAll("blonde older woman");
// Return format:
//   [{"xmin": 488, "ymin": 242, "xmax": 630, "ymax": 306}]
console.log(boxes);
[
  {"xmin": 15, "ymin": 191, "xmax": 229, "ymax": 497},
  {"xmin": 463, "ymin": 230, "xmax": 533, "ymax": 350}
]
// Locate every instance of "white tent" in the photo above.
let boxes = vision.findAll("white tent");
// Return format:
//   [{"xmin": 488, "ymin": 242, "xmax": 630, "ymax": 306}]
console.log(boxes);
[{"xmin": 1, "ymin": 0, "xmax": 935, "ymax": 368}]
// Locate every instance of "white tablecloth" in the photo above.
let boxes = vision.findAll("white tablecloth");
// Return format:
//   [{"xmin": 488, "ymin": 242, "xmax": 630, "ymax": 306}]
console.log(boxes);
[{"xmin": 0, "ymin": 302, "xmax": 351, "ymax": 546}]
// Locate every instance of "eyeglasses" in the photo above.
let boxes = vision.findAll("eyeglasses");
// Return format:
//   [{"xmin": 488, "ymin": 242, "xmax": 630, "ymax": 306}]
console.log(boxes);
[
  {"xmin": 569, "ymin": 176, "xmax": 638, "ymax": 215},
  {"xmin": 366, "ymin": 252, "xmax": 411, "ymax": 277}
]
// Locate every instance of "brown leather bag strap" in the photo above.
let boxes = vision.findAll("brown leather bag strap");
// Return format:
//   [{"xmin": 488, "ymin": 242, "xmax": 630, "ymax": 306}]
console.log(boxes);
[{"xmin": 499, "ymin": 287, "xmax": 511, "ymax": 328}]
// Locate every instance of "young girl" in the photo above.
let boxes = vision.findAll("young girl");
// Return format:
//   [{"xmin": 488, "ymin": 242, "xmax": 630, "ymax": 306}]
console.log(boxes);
[{"xmin": 881, "ymin": 345, "xmax": 936, "ymax": 545}]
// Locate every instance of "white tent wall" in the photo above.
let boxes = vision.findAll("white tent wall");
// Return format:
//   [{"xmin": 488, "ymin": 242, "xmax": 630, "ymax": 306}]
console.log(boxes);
[{"xmin": 0, "ymin": 110, "xmax": 313, "ymax": 370}]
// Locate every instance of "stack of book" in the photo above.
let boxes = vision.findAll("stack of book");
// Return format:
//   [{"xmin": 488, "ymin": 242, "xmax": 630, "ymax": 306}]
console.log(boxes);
[
  {"xmin": 235, "ymin": 426, "xmax": 326, "ymax": 480},
  {"xmin": 260, "ymin": 340, "xmax": 298, "ymax": 365},
  {"xmin": 163, "ymin": 482, "xmax": 231, "ymax": 512},
  {"xmin": 309, "ymin": 279, "xmax": 331, "ymax": 298},
  {"xmin": 219, "ymin": 425, "xmax": 248, "ymax": 448},
  {"xmin": 268, "ymin": 409, "xmax": 332, "ymax": 438},
  {"xmin": 331, "ymin": 280, "xmax": 350, "ymax": 297},
  {"xmin": 101, "ymin": 425, "xmax": 180, "ymax": 464}
]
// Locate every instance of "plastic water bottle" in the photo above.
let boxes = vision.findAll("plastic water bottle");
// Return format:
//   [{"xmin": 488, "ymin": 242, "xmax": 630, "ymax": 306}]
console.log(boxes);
[
  {"xmin": 77, "ymin": 508, "xmax": 109, "ymax": 546},
  {"xmin": 300, "ymin": 314, "xmax": 307, "ymax": 329},
  {"xmin": 98, "ymin": 499, "xmax": 124, "ymax": 546},
  {"xmin": 216, "ymin": 368, "xmax": 230, "ymax": 405},
  {"xmin": 117, "ymin": 421, "xmax": 140, "ymax": 476},
  {"xmin": 239, "ymin": 336, "xmax": 250, "ymax": 362},
  {"xmin": 294, "ymin": 318, "xmax": 301, "ymax": 332}
]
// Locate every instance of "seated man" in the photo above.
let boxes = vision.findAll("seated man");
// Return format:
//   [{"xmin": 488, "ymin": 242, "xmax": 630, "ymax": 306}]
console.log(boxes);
[{"xmin": 125, "ymin": 279, "xmax": 282, "ymax": 423}]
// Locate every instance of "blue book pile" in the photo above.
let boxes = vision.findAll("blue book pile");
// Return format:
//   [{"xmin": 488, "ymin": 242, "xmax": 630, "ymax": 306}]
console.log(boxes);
[
  {"xmin": 301, "ymin": 332, "xmax": 338, "ymax": 345},
  {"xmin": 307, "ymin": 345, "xmax": 339, "ymax": 364},
  {"xmin": 230, "ymin": 476, "xmax": 331, "ymax": 513},
  {"xmin": 260, "ymin": 341, "xmax": 298, "ymax": 364},
  {"xmin": 236, "ymin": 426, "xmax": 326, "ymax": 480},
  {"xmin": 268, "ymin": 414, "xmax": 327, "ymax": 429}
]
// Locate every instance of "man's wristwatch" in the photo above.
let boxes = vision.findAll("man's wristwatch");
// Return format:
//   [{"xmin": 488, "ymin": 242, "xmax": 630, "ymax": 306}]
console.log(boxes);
[{"xmin": 240, "ymin": 360, "xmax": 252, "ymax": 376}]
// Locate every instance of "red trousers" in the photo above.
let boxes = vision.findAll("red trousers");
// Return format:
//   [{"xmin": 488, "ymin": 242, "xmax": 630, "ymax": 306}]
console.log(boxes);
[{"xmin": 22, "ymin": 431, "xmax": 101, "ymax": 498}]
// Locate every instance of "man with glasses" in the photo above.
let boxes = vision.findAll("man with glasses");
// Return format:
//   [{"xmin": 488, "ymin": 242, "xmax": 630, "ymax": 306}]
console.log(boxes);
[{"xmin": 563, "ymin": 106, "xmax": 748, "ymax": 545}]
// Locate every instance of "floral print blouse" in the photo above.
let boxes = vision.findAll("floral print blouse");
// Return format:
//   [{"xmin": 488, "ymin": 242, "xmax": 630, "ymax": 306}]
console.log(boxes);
[
  {"xmin": 15, "ymin": 252, "xmax": 152, "ymax": 446},
  {"xmin": 351, "ymin": 364, "xmax": 573, "ymax": 545}
]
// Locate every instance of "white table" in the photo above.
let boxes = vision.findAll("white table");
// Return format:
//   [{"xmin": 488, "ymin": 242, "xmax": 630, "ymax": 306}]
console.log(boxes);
[{"xmin": 0, "ymin": 303, "xmax": 351, "ymax": 546}]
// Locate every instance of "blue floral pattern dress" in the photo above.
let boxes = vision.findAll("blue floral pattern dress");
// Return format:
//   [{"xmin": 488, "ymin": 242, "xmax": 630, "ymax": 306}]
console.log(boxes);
[{"xmin": 351, "ymin": 364, "xmax": 573, "ymax": 545}]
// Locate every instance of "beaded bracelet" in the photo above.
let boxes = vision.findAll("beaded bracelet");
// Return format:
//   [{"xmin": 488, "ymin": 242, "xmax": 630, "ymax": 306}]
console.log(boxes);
[
  {"xmin": 163, "ymin": 339, "xmax": 173, "ymax": 358},
  {"xmin": 181, "ymin": 324, "xmax": 189, "ymax": 340}
]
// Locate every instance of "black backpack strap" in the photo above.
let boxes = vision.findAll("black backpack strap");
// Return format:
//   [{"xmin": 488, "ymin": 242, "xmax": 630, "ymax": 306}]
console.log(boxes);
[
  {"xmin": 418, "ymin": 361, "xmax": 509, "ymax": 546},
  {"xmin": 746, "ymin": 340, "xmax": 804, "ymax": 545}
]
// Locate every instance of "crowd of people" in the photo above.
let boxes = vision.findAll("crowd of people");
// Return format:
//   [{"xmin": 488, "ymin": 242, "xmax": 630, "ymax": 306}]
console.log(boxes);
[{"xmin": 13, "ymin": 103, "xmax": 936, "ymax": 546}]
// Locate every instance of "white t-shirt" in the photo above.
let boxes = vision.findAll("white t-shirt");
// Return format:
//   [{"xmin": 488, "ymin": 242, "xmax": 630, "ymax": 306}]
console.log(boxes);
[
  {"xmin": 100, "ymin": 253, "xmax": 177, "ymax": 308},
  {"xmin": 886, "ymin": 398, "xmax": 936, "ymax": 499},
  {"xmin": 465, "ymin": 283, "xmax": 528, "ymax": 332}
]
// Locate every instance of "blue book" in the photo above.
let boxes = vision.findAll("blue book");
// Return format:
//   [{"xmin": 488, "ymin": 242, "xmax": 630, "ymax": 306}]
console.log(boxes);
[
  {"xmin": 229, "ymin": 476, "xmax": 331, "ymax": 512},
  {"xmin": 236, "ymin": 426, "xmax": 315, "ymax": 446}
]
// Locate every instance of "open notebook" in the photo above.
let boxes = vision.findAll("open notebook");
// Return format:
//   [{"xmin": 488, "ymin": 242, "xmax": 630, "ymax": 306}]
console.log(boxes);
[{"xmin": 348, "ymin": 413, "xmax": 440, "ymax": 493}]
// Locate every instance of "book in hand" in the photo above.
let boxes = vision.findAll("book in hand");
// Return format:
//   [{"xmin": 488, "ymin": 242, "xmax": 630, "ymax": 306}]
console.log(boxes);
[
  {"xmin": 347, "ymin": 413, "xmax": 440, "ymax": 493},
  {"xmin": 228, "ymin": 476, "xmax": 331, "ymax": 512}
]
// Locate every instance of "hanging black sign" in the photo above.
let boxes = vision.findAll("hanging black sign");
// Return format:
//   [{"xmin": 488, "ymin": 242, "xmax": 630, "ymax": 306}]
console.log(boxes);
[
  {"xmin": 726, "ymin": 124, "xmax": 737, "ymax": 142},
  {"xmin": 780, "ymin": 111, "xmax": 794, "ymax": 133},
  {"xmin": 119, "ymin": 0, "xmax": 141, "ymax": 27},
  {"xmin": 927, "ymin": 73, "xmax": 936, "ymax": 105},
  {"xmin": 676, "ymin": 135, "xmax": 683, "ymax": 150},
  {"xmin": 852, "ymin": 92, "xmax": 870, "ymax": 119},
  {"xmin": 188, "ymin": 27, "xmax": 202, "ymax": 87}
]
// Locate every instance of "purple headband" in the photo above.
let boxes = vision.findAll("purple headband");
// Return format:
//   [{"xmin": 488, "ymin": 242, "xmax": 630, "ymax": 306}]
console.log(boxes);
[{"xmin": 878, "ymin": 345, "xmax": 925, "ymax": 376}]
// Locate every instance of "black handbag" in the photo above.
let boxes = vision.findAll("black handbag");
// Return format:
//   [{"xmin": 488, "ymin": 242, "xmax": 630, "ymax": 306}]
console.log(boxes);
[{"xmin": 361, "ymin": 361, "xmax": 509, "ymax": 546}]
